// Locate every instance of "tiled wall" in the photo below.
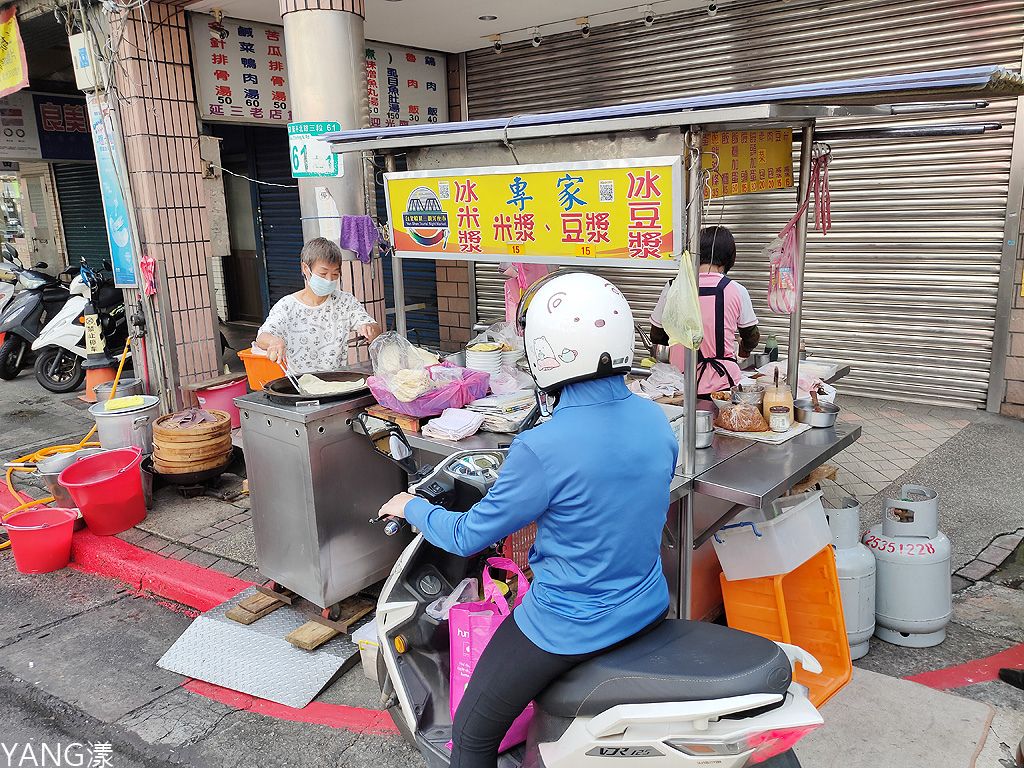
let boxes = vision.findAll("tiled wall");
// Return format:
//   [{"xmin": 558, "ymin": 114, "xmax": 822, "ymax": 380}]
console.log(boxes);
[
  {"xmin": 435, "ymin": 260, "xmax": 471, "ymax": 352},
  {"xmin": 113, "ymin": 1, "xmax": 220, "ymax": 392},
  {"xmin": 1002, "ymin": 242, "xmax": 1024, "ymax": 419}
]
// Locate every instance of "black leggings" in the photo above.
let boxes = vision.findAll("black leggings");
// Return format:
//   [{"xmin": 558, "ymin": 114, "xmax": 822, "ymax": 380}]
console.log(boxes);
[{"xmin": 450, "ymin": 611, "xmax": 666, "ymax": 768}]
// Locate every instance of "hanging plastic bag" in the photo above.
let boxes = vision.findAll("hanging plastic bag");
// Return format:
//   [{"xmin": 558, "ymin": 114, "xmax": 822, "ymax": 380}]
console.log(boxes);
[
  {"xmin": 448, "ymin": 557, "xmax": 534, "ymax": 751},
  {"xmin": 661, "ymin": 250, "xmax": 703, "ymax": 349},
  {"xmin": 369, "ymin": 332, "xmax": 437, "ymax": 401}
]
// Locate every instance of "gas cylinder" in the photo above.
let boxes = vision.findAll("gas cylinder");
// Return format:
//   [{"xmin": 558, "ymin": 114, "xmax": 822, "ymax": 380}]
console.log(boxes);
[
  {"xmin": 862, "ymin": 485, "xmax": 951, "ymax": 648},
  {"xmin": 829, "ymin": 498, "xmax": 875, "ymax": 660}
]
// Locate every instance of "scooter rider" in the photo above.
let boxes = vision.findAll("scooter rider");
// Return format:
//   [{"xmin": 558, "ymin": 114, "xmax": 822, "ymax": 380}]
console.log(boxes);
[{"xmin": 378, "ymin": 271, "xmax": 678, "ymax": 768}]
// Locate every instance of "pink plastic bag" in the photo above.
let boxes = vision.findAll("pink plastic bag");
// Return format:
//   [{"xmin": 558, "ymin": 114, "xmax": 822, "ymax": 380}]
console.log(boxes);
[
  {"xmin": 448, "ymin": 557, "xmax": 534, "ymax": 752},
  {"xmin": 368, "ymin": 361, "xmax": 490, "ymax": 418}
]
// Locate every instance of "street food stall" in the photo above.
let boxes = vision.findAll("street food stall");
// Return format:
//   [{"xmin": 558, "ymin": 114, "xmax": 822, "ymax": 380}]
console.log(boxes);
[{"xmin": 236, "ymin": 66, "xmax": 1023, "ymax": 622}]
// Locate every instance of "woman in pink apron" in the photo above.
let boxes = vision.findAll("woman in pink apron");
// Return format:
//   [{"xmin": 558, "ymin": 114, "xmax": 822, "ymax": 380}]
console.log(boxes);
[{"xmin": 649, "ymin": 226, "xmax": 761, "ymax": 396}]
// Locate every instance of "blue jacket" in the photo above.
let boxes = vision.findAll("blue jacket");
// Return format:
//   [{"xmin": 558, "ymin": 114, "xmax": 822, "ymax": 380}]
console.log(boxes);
[{"xmin": 404, "ymin": 376, "xmax": 677, "ymax": 654}]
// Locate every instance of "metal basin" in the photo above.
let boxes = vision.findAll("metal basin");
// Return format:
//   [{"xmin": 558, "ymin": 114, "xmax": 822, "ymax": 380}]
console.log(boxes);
[{"xmin": 793, "ymin": 398, "xmax": 840, "ymax": 428}]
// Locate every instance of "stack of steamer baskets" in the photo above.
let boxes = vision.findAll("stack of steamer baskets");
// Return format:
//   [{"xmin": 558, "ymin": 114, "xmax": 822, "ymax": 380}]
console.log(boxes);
[{"xmin": 152, "ymin": 410, "xmax": 234, "ymax": 479}]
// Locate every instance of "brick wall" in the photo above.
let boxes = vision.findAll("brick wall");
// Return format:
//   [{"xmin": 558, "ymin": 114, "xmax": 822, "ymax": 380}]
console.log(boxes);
[
  {"xmin": 114, "ymin": 1, "xmax": 220, "ymax": 394},
  {"xmin": 1002, "ymin": 242, "xmax": 1024, "ymax": 419},
  {"xmin": 436, "ymin": 261, "xmax": 471, "ymax": 352}
]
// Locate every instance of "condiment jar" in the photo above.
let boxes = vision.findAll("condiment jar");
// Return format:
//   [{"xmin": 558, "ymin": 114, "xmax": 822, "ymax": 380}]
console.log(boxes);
[
  {"xmin": 769, "ymin": 406, "xmax": 791, "ymax": 432},
  {"xmin": 762, "ymin": 372, "xmax": 794, "ymax": 426}
]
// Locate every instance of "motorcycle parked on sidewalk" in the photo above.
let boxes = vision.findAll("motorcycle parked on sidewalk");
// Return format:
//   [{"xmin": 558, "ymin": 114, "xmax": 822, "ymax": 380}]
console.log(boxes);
[
  {"xmin": 31, "ymin": 261, "xmax": 128, "ymax": 393},
  {"xmin": 357, "ymin": 414, "xmax": 824, "ymax": 768},
  {"xmin": 0, "ymin": 243, "xmax": 22, "ymax": 315},
  {"xmin": 0, "ymin": 260, "xmax": 74, "ymax": 380}
]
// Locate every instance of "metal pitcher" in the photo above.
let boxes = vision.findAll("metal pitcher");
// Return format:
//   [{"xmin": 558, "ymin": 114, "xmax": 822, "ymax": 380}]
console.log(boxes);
[{"xmin": 635, "ymin": 324, "xmax": 671, "ymax": 364}]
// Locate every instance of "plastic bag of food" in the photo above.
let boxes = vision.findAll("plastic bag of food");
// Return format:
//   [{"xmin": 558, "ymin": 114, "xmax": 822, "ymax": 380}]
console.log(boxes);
[
  {"xmin": 369, "ymin": 332, "xmax": 439, "ymax": 402},
  {"xmin": 489, "ymin": 364, "xmax": 534, "ymax": 395},
  {"xmin": 468, "ymin": 321, "xmax": 524, "ymax": 354},
  {"xmin": 714, "ymin": 402, "xmax": 770, "ymax": 432},
  {"xmin": 661, "ymin": 251, "xmax": 704, "ymax": 349},
  {"xmin": 369, "ymin": 362, "xmax": 490, "ymax": 418}
]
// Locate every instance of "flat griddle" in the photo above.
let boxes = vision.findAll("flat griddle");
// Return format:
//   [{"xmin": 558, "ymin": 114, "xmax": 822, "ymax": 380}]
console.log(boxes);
[{"xmin": 262, "ymin": 370, "xmax": 370, "ymax": 405}]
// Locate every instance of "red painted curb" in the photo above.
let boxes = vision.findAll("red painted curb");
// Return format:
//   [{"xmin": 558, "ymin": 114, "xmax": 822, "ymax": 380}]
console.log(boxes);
[
  {"xmin": 70, "ymin": 528, "xmax": 253, "ymax": 612},
  {"xmin": 184, "ymin": 680, "xmax": 399, "ymax": 735},
  {"xmin": 904, "ymin": 642, "xmax": 1024, "ymax": 690}
]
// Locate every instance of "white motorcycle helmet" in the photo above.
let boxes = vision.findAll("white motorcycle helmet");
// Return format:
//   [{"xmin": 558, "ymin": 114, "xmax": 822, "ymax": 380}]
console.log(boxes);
[{"xmin": 517, "ymin": 270, "xmax": 635, "ymax": 392}]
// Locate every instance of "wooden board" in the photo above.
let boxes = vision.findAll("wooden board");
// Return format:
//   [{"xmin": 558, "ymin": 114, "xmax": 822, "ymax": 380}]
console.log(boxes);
[
  {"xmin": 365, "ymin": 405, "xmax": 420, "ymax": 434},
  {"xmin": 791, "ymin": 464, "xmax": 839, "ymax": 495},
  {"xmin": 226, "ymin": 590, "xmax": 290, "ymax": 625},
  {"xmin": 286, "ymin": 621, "xmax": 339, "ymax": 651}
]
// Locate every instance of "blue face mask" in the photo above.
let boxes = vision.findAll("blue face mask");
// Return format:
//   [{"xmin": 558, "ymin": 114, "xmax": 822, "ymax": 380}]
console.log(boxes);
[{"xmin": 305, "ymin": 267, "xmax": 338, "ymax": 297}]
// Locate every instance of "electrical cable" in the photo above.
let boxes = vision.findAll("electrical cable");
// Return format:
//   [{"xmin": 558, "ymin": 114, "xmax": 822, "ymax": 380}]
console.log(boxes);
[{"xmin": 210, "ymin": 163, "xmax": 299, "ymax": 188}]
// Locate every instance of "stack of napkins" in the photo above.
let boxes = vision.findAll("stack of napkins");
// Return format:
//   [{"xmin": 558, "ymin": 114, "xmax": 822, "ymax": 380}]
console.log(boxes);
[{"xmin": 422, "ymin": 408, "xmax": 486, "ymax": 441}]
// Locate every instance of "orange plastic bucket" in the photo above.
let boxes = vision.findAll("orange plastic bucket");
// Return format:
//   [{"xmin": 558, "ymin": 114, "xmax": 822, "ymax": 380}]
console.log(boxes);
[
  {"xmin": 58, "ymin": 446, "xmax": 146, "ymax": 536},
  {"xmin": 238, "ymin": 347, "xmax": 286, "ymax": 391},
  {"xmin": 3, "ymin": 507, "xmax": 78, "ymax": 573}
]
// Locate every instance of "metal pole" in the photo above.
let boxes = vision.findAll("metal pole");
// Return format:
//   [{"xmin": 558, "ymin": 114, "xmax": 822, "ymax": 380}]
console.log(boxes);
[
  {"xmin": 788, "ymin": 125, "xmax": 815, "ymax": 397},
  {"xmin": 384, "ymin": 153, "xmax": 407, "ymax": 336},
  {"xmin": 679, "ymin": 129, "xmax": 703, "ymax": 620}
]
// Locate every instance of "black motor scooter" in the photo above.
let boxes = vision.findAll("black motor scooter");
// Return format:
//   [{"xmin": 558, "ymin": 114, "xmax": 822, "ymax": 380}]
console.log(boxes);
[{"xmin": 0, "ymin": 261, "xmax": 73, "ymax": 380}]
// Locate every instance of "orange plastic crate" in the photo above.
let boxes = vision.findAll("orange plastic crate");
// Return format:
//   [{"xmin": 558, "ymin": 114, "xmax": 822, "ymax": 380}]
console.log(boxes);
[
  {"xmin": 719, "ymin": 545, "xmax": 852, "ymax": 707},
  {"xmin": 238, "ymin": 348, "xmax": 286, "ymax": 391}
]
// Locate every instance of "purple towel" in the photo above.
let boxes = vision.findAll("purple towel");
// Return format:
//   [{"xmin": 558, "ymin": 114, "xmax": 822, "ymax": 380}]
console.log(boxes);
[{"xmin": 340, "ymin": 215, "xmax": 380, "ymax": 264}]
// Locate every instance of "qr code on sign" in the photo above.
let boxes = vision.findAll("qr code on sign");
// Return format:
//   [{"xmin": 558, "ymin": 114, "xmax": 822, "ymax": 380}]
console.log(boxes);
[
  {"xmin": 438, "ymin": 181, "xmax": 451, "ymax": 200},
  {"xmin": 598, "ymin": 181, "xmax": 614, "ymax": 203}
]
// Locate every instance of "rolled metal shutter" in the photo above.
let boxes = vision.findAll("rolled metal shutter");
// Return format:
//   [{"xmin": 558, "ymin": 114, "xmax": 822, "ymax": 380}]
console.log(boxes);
[
  {"xmin": 52, "ymin": 163, "xmax": 110, "ymax": 271},
  {"xmin": 466, "ymin": 0, "xmax": 1023, "ymax": 407},
  {"xmin": 250, "ymin": 127, "xmax": 304, "ymax": 305}
]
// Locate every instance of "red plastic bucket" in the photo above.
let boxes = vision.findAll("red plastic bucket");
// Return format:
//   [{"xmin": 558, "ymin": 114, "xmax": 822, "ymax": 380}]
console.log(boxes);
[
  {"xmin": 3, "ymin": 507, "xmax": 78, "ymax": 573},
  {"xmin": 58, "ymin": 446, "xmax": 146, "ymax": 536},
  {"xmin": 196, "ymin": 377, "xmax": 246, "ymax": 429}
]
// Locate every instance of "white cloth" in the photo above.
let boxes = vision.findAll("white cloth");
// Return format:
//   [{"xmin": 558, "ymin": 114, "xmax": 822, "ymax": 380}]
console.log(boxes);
[
  {"xmin": 258, "ymin": 291, "xmax": 375, "ymax": 374},
  {"xmin": 421, "ymin": 408, "xmax": 485, "ymax": 441}
]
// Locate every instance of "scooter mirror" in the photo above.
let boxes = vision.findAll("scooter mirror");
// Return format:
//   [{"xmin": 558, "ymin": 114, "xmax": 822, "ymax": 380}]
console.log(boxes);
[
  {"xmin": 34, "ymin": 261, "xmax": 47, "ymax": 269},
  {"xmin": 352, "ymin": 412, "xmax": 418, "ymax": 476}
]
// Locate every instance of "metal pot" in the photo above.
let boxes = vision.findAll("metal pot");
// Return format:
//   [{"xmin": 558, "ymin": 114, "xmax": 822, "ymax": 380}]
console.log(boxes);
[
  {"xmin": 36, "ymin": 448, "xmax": 107, "ymax": 508},
  {"xmin": 748, "ymin": 352, "xmax": 771, "ymax": 369},
  {"xmin": 88, "ymin": 395, "xmax": 161, "ymax": 452},
  {"xmin": 731, "ymin": 384, "xmax": 765, "ymax": 406},
  {"xmin": 93, "ymin": 378, "xmax": 146, "ymax": 401},
  {"xmin": 793, "ymin": 398, "xmax": 840, "ymax": 428}
]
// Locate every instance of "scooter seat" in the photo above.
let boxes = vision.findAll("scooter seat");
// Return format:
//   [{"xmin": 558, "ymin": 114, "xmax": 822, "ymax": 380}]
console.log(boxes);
[{"xmin": 535, "ymin": 619, "xmax": 792, "ymax": 718}]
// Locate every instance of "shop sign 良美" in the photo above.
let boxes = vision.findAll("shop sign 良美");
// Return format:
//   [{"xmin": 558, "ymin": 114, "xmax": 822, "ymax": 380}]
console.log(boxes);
[
  {"xmin": 702, "ymin": 129, "xmax": 794, "ymax": 198},
  {"xmin": 384, "ymin": 157, "xmax": 682, "ymax": 267},
  {"xmin": 191, "ymin": 13, "xmax": 292, "ymax": 126}
]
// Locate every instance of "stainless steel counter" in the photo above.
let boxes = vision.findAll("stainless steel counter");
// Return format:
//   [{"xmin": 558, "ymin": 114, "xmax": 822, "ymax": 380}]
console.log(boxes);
[{"xmin": 693, "ymin": 424, "xmax": 861, "ymax": 508}]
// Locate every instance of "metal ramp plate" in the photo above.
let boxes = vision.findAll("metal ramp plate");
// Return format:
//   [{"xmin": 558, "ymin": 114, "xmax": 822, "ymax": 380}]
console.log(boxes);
[{"xmin": 158, "ymin": 586, "xmax": 360, "ymax": 708}]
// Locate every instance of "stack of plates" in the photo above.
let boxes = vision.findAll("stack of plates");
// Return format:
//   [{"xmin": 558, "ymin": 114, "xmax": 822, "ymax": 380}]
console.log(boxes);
[
  {"xmin": 465, "ymin": 344, "xmax": 503, "ymax": 375},
  {"xmin": 502, "ymin": 348, "xmax": 525, "ymax": 368}
]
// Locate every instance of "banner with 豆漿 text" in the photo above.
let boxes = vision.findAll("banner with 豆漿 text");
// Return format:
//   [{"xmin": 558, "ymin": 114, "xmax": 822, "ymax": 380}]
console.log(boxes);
[{"xmin": 384, "ymin": 157, "xmax": 682, "ymax": 267}]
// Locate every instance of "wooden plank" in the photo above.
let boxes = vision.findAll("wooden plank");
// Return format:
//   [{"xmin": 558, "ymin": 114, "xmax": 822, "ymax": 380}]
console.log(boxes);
[
  {"xmin": 365, "ymin": 405, "xmax": 420, "ymax": 434},
  {"xmin": 226, "ymin": 591, "xmax": 288, "ymax": 625},
  {"xmin": 286, "ymin": 620, "xmax": 340, "ymax": 651},
  {"xmin": 790, "ymin": 463, "xmax": 839, "ymax": 495},
  {"xmin": 180, "ymin": 373, "xmax": 248, "ymax": 392}
]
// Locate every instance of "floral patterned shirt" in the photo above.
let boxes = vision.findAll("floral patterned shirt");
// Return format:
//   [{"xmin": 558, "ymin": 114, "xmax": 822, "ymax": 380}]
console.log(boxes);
[{"xmin": 258, "ymin": 291, "xmax": 375, "ymax": 373}]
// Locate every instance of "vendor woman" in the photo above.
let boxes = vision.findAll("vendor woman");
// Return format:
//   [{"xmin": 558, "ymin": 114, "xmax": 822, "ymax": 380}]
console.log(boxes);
[
  {"xmin": 649, "ymin": 225, "xmax": 760, "ymax": 395},
  {"xmin": 255, "ymin": 237, "xmax": 382, "ymax": 373}
]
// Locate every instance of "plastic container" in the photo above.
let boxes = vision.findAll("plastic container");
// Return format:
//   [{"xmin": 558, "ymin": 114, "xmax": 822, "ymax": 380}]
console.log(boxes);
[
  {"xmin": 351, "ymin": 622, "xmax": 379, "ymax": 682},
  {"xmin": 238, "ymin": 347, "xmax": 286, "ymax": 391},
  {"xmin": 88, "ymin": 395, "xmax": 160, "ymax": 453},
  {"xmin": 58, "ymin": 446, "xmax": 146, "ymax": 536},
  {"xmin": 93, "ymin": 378, "xmax": 145, "ymax": 401},
  {"xmin": 720, "ymin": 545, "xmax": 853, "ymax": 707},
  {"xmin": 3, "ymin": 507, "xmax": 78, "ymax": 573},
  {"xmin": 713, "ymin": 490, "xmax": 831, "ymax": 581},
  {"xmin": 196, "ymin": 377, "xmax": 246, "ymax": 429}
]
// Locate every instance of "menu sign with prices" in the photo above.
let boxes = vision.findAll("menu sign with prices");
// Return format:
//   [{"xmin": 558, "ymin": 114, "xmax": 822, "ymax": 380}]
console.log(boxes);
[
  {"xmin": 366, "ymin": 44, "xmax": 447, "ymax": 128},
  {"xmin": 0, "ymin": 90, "xmax": 39, "ymax": 158},
  {"xmin": 384, "ymin": 157, "xmax": 681, "ymax": 267},
  {"xmin": 702, "ymin": 129, "xmax": 794, "ymax": 198},
  {"xmin": 191, "ymin": 14, "xmax": 291, "ymax": 125}
]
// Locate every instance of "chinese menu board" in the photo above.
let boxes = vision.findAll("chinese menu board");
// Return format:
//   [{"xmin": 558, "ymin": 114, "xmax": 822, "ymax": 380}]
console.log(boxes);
[
  {"xmin": 384, "ymin": 158, "xmax": 681, "ymax": 266},
  {"xmin": 191, "ymin": 14, "xmax": 291, "ymax": 125},
  {"xmin": 365, "ymin": 44, "xmax": 447, "ymax": 128},
  {"xmin": 702, "ymin": 129, "xmax": 794, "ymax": 198}
]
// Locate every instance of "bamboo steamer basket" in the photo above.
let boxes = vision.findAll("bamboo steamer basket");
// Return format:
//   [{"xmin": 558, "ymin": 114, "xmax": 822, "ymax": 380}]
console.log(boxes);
[{"xmin": 152, "ymin": 410, "xmax": 234, "ymax": 475}]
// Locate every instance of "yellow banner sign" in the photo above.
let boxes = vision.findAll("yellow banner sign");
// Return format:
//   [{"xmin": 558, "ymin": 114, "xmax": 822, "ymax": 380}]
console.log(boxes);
[
  {"xmin": 702, "ymin": 129, "xmax": 794, "ymax": 198},
  {"xmin": 0, "ymin": 8, "xmax": 28, "ymax": 99},
  {"xmin": 384, "ymin": 157, "xmax": 682, "ymax": 266}
]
